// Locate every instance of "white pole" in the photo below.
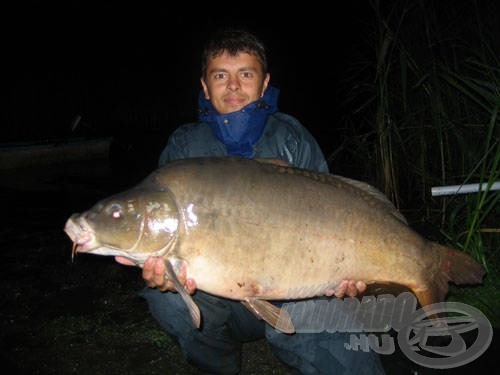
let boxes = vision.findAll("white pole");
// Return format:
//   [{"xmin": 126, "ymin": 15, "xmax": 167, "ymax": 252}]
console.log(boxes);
[{"xmin": 431, "ymin": 182, "xmax": 500, "ymax": 196}]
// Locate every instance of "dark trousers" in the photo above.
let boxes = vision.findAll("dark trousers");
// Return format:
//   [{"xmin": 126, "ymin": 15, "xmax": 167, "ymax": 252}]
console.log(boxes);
[{"xmin": 140, "ymin": 288, "xmax": 385, "ymax": 374}]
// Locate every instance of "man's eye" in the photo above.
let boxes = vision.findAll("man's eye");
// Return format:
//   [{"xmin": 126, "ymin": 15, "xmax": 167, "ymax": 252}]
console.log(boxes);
[
  {"xmin": 214, "ymin": 73, "xmax": 226, "ymax": 80},
  {"xmin": 241, "ymin": 71, "xmax": 252, "ymax": 79}
]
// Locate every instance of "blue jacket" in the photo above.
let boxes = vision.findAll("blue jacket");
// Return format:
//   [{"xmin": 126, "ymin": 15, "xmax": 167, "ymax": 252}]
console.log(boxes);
[{"xmin": 158, "ymin": 87, "xmax": 328, "ymax": 173}]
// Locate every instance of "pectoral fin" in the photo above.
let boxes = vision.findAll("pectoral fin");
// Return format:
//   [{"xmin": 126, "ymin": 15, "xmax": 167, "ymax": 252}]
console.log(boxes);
[
  {"xmin": 242, "ymin": 298, "xmax": 295, "ymax": 334},
  {"xmin": 164, "ymin": 260, "xmax": 201, "ymax": 329}
]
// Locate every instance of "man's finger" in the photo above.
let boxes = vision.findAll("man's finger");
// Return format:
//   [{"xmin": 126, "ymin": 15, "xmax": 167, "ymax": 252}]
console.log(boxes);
[
  {"xmin": 142, "ymin": 257, "xmax": 156, "ymax": 282},
  {"xmin": 185, "ymin": 278, "xmax": 197, "ymax": 295},
  {"xmin": 355, "ymin": 281, "xmax": 367, "ymax": 294},
  {"xmin": 345, "ymin": 281, "xmax": 358, "ymax": 297}
]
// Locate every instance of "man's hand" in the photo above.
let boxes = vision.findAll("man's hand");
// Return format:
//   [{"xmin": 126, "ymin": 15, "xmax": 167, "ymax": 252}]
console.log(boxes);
[
  {"xmin": 325, "ymin": 280, "xmax": 367, "ymax": 298},
  {"xmin": 115, "ymin": 256, "xmax": 197, "ymax": 294}
]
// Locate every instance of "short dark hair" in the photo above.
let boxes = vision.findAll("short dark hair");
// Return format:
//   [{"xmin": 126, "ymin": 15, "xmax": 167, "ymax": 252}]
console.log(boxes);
[{"xmin": 201, "ymin": 29, "xmax": 268, "ymax": 78}]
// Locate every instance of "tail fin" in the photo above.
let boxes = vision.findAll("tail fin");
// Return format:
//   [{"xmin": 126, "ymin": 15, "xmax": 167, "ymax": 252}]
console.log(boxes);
[
  {"xmin": 413, "ymin": 243, "xmax": 486, "ymax": 309},
  {"xmin": 438, "ymin": 243, "xmax": 486, "ymax": 285}
]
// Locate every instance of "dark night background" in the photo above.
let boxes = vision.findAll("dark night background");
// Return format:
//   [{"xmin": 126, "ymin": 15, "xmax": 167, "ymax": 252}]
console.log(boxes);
[{"xmin": 5, "ymin": 0, "xmax": 370, "ymax": 173}]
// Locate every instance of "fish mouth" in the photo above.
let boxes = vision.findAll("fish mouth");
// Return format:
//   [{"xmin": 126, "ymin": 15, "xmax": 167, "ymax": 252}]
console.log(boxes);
[
  {"xmin": 64, "ymin": 215, "xmax": 145, "ymax": 263},
  {"xmin": 64, "ymin": 215, "xmax": 96, "ymax": 260}
]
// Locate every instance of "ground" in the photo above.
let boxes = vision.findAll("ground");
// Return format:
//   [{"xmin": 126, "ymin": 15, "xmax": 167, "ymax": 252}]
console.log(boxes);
[{"xmin": 0, "ymin": 159, "xmax": 497, "ymax": 374}]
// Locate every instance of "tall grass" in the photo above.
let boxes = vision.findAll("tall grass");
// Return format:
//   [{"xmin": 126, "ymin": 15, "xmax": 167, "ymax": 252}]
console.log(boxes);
[{"xmin": 334, "ymin": 0, "xmax": 499, "ymax": 324}]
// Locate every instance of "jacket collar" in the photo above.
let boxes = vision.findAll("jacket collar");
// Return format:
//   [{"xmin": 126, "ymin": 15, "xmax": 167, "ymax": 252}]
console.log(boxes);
[{"xmin": 198, "ymin": 86, "xmax": 279, "ymax": 157}]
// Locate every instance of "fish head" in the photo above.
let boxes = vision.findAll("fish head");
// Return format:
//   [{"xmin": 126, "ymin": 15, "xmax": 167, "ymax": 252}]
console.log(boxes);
[{"xmin": 64, "ymin": 187, "xmax": 180, "ymax": 264}]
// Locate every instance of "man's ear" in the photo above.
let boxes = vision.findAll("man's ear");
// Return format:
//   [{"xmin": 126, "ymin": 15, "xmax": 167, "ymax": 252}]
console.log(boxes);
[
  {"xmin": 200, "ymin": 77, "xmax": 209, "ymax": 99},
  {"xmin": 261, "ymin": 73, "xmax": 270, "ymax": 97}
]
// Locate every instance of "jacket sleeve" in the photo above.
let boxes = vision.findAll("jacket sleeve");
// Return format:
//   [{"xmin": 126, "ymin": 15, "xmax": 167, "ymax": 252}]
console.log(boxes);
[
  {"xmin": 158, "ymin": 122, "xmax": 227, "ymax": 167},
  {"xmin": 157, "ymin": 128, "xmax": 188, "ymax": 167},
  {"xmin": 270, "ymin": 113, "xmax": 329, "ymax": 173},
  {"xmin": 293, "ymin": 127, "xmax": 329, "ymax": 173}
]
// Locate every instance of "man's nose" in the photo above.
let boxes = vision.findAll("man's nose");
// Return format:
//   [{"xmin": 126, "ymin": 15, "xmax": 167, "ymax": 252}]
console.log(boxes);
[{"xmin": 227, "ymin": 75, "xmax": 240, "ymax": 90}]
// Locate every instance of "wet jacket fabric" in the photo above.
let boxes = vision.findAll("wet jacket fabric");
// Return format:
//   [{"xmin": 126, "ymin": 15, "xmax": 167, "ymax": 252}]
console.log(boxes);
[{"xmin": 158, "ymin": 87, "xmax": 329, "ymax": 173}]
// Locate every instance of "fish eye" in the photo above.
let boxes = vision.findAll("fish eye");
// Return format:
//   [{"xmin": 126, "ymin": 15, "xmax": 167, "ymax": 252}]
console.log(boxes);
[{"xmin": 108, "ymin": 203, "xmax": 123, "ymax": 219}]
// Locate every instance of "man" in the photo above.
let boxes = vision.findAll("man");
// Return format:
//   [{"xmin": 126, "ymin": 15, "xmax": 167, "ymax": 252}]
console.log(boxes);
[{"xmin": 117, "ymin": 29, "xmax": 385, "ymax": 374}]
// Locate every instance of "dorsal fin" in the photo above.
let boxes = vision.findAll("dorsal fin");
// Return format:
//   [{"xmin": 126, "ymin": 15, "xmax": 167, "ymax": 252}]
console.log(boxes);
[
  {"xmin": 262, "ymin": 162, "xmax": 408, "ymax": 224},
  {"xmin": 331, "ymin": 175, "xmax": 408, "ymax": 224}
]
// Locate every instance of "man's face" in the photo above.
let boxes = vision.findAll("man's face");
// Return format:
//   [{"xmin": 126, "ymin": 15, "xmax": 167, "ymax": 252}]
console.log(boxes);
[{"xmin": 201, "ymin": 51, "xmax": 270, "ymax": 114}]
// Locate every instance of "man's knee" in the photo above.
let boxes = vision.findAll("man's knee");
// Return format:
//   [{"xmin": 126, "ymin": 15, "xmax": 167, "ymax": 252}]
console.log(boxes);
[
  {"xmin": 265, "ymin": 325, "xmax": 385, "ymax": 374},
  {"xmin": 139, "ymin": 288, "xmax": 244, "ymax": 374},
  {"xmin": 139, "ymin": 287, "xmax": 192, "ymax": 335}
]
